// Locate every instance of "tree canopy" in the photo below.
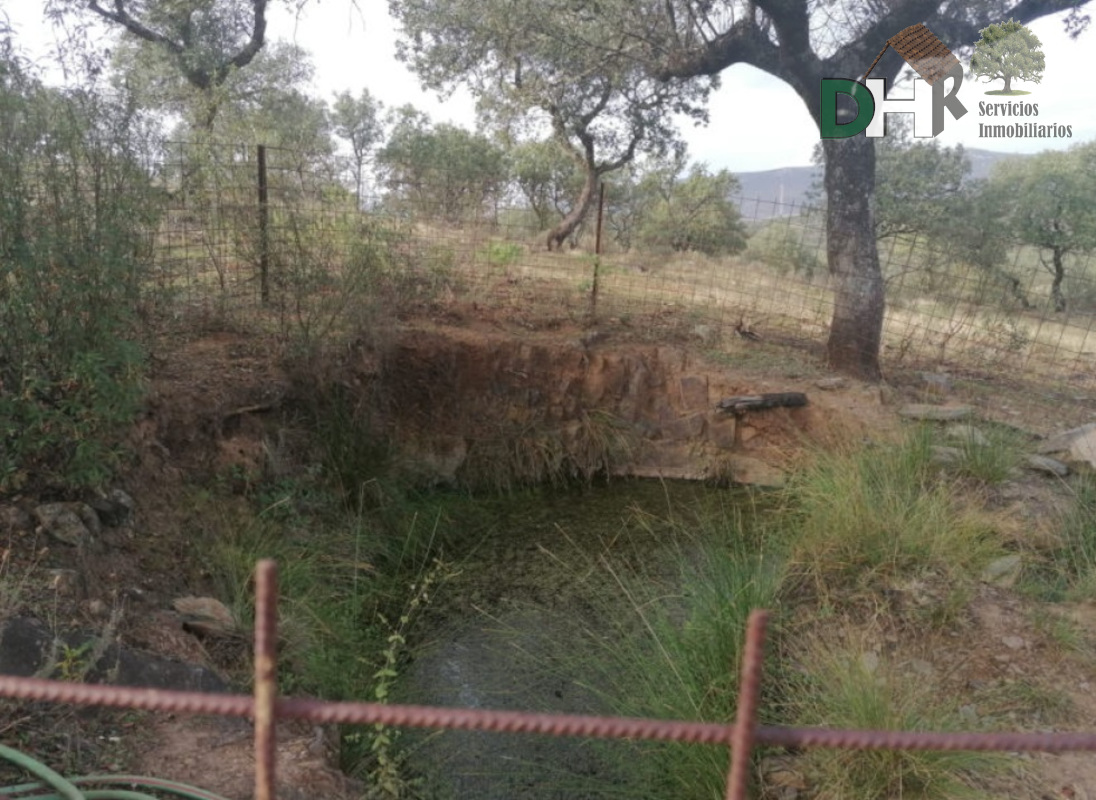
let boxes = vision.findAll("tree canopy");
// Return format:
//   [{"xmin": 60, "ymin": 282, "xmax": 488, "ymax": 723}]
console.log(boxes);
[
  {"xmin": 377, "ymin": 107, "xmax": 509, "ymax": 221},
  {"xmin": 988, "ymin": 145, "xmax": 1096, "ymax": 312},
  {"xmin": 46, "ymin": 0, "xmax": 288, "ymax": 129},
  {"xmin": 391, "ymin": 0, "xmax": 710, "ymax": 249},
  {"xmin": 618, "ymin": 0, "xmax": 1090, "ymax": 379}
]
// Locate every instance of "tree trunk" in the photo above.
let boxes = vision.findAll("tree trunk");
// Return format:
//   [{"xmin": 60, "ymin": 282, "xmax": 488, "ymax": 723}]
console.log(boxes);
[
  {"xmin": 1051, "ymin": 246, "xmax": 1067, "ymax": 312},
  {"xmin": 1003, "ymin": 74, "xmax": 1012, "ymax": 92},
  {"xmin": 822, "ymin": 136, "xmax": 885, "ymax": 382},
  {"xmin": 547, "ymin": 166, "xmax": 597, "ymax": 251}
]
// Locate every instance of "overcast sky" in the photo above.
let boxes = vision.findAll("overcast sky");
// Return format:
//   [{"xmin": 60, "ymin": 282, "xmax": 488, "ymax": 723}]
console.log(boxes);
[{"xmin": 6, "ymin": 1, "xmax": 1096, "ymax": 172}]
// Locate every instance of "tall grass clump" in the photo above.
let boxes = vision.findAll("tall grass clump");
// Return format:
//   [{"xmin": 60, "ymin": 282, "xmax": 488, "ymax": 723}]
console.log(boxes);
[
  {"xmin": 788, "ymin": 639, "xmax": 1001, "ymax": 799},
  {"xmin": 782, "ymin": 428, "xmax": 1002, "ymax": 601},
  {"xmin": 1026, "ymin": 474, "xmax": 1096, "ymax": 601},
  {"xmin": 577, "ymin": 503, "xmax": 784, "ymax": 799},
  {"xmin": 943, "ymin": 423, "xmax": 1028, "ymax": 486},
  {"xmin": 0, "ymin": 46, "xmax": 162, "ymax": 492}
]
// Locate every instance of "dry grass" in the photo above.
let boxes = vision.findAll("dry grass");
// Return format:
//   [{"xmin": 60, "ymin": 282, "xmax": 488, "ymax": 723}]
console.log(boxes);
[{"xmin": 146, "ymin": 202, "xmax": 1096, "ymax": 393}]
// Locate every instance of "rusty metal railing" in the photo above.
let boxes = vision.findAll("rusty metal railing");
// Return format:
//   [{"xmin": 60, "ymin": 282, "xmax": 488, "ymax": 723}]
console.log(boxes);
[{"xmin": 2, "ymin": 560, "xmax": 1096, "ymax": 800}]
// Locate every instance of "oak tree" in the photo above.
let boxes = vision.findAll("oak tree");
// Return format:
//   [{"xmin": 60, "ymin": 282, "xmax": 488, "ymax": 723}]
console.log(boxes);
[
  {"xmin": 390, "ymin": 0, "xmax": 710, "ymax": 250},
  {"xmin": 635, "ymin": 0, "xmax": 1089, "ymax": 379}
]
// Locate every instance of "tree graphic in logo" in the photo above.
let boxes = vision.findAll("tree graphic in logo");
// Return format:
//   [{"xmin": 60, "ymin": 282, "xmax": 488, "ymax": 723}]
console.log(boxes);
[{"xmin": 970, "ymin": 19, "xmax": 1045, "ymax": 94}]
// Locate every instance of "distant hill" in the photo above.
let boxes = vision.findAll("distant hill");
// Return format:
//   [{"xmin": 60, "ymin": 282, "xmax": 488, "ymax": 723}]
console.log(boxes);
[{"xmin": 731, "ymin": 148, "xmax": 1029, "ymax": 220}]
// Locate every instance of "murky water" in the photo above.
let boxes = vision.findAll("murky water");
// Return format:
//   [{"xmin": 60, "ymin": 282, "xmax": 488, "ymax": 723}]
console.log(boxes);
[{"xmin": 398, "ymin": 479, "xmax": 756, "ymax": 800}]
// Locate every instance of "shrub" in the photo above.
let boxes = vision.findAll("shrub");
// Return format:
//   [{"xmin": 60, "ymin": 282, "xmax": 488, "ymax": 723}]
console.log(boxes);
[{"xmin": 0, "ymin": 63, "xmax": 161, "ymax": 492}]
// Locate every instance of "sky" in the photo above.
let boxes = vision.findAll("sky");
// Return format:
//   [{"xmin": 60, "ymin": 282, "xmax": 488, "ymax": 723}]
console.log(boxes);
[{"xmin": 5, "ymin": 1, "xmax": 1096, "ymax": 172}]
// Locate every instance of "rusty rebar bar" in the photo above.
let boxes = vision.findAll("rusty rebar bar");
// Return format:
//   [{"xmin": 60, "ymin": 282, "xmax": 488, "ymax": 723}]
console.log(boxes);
[
  {"xmin": 6, "ymin": 661, "xmax": 1096, "ymax": 754},
  {"xmin": 254, "ymin": 559, "xmax": 278, "ymax": 800},
  {"xmin": 726, "ymin": 609, "xmax": 768, "ymax": 800}
]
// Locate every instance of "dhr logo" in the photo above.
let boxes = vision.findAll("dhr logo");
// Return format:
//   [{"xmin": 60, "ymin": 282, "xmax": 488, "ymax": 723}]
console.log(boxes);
[{"xmin": 820, "ymin": 24, "xmax": 968, "ymax": 139}]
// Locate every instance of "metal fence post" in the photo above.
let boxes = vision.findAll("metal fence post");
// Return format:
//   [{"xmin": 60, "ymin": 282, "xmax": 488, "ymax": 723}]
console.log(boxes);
[{"xmin": 257, "ymin": 144, "xmax": 270, "ymax": 305}]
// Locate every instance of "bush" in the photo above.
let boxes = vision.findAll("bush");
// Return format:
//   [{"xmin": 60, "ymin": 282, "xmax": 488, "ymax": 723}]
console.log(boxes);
[{"xmin": 0, "ymin": 64, "xmax": 161, "ymax": 492}]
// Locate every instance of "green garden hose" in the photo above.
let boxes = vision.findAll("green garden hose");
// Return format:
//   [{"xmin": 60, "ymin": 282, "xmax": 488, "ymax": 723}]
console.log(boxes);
[{"xmin": 0, "ymin": 744, "xmax": 235, "ymax": 800}]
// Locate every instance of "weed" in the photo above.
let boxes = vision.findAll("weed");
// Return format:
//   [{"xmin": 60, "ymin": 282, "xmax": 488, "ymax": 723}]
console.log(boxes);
[{"xmin": 358, "ymin": 556, "xmax": 453, "ymax": 798}]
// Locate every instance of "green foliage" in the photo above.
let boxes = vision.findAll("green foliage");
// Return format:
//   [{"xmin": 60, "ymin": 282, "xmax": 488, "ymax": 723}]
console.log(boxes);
[
  {"xmin": 941, "ymin": 424, "xmax": 1027, "ymax": 486},
  {"xmin": 507, "ymin": 139, "xmax": 584, "ymax": 229},
  {"xmin": 781, "ymin": 429, "xmax": 1003, "ymax": 601},
  {"xmin": 634, "ymin": 157, "xmax": 749, "ymax": 257},
  {"xmin": 745, "ymin": 217, "xmax": 823, "ymax": 279},
  {"xmin": 970, "ymin": 19, "xmax": 1045, "ymax": 92},
  {"xmin": 377, "ymin": 108, "xmax": 508, "ymax": 222},
  {"xmin": 543, "ymin": 501, "xmax": 783, "ymax": 799},
  {"xmin": 50, "ymin": 0, "xmax": 289, "ymax": 130},
  {"xmin": 988, "ymin": 145, "xmax": 1096, "ymax": 311},
  {"xmin": 874, "ymin": 125, "xmax": 970, "ymax": 242},
  {"xmin": 478, "ymin": 240, "xmax": 524, "ymax": 268},
  {"xmin": 1026, "ymin": 475, "xmax": 1096, "ymax": 601},
  {"xmin": 0, "ymin": 57, "xmax": 157, "ymax": 493},
  {"xmin": 332, "ymin": 88, "xmax": 384, "ymax": 200},
  {"xmin": 391, "ymin": 0, "xmax": 710, "ymax": 247}
]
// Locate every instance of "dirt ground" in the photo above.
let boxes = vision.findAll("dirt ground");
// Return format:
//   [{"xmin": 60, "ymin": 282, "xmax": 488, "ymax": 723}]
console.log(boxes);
[{"xmin": 4, "ymin": 303, "xmax": 1096, "ymax": 799}]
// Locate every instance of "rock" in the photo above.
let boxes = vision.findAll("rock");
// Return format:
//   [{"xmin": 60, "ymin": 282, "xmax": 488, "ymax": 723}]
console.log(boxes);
[
  {"xmin": 172, "ymin": 597, "xmax": 238, "ymax": 638},
  {"xmin": 947, "ymin": 424, "xmax": 988, "ymax": 447},
  {"xmin": 981, "ymin": 554, "xmax": 1023, "ymax": 587},
  {"xmin": 898, "ymin": 404, "xmax": 973, "ymax": 421},
  {"xmin": 931, "ymin": 445, "xmax": 963, "ymax": 465},
  {"xmin": 87, "ymin": 488, "xmax": 135, "ymax": 527},
  {"xmin": 920, "ymin": 372, "xmax": 953, "ymax": 396},
  {"xmin": 1037, "ymin": 423, "xmax": 1096, "ymax": 470},
  {"xmin": 816, "ymin": 377, "xmax": 847, "ymax": 390},
  {"xmin": 1024, "ymin": 454, "xmax": 1069, "ymax": 477},
  {"xmin": 0, "ymin": 616, "xmax": 227, "ymax": 692},
  {"xmin": 34, "ymin": 502, "xmax": 100, "ymax": 547},
  {"xmin": 1001, "ymin": 635, "xmax": 1026, "ymax": 650},
  {"xmin": 727, "ymin": 455, "xmax": 785, "ymax": 488}
]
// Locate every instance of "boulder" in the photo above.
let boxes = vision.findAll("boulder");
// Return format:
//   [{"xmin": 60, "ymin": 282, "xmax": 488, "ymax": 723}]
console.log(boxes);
[
  {"xmin": 1024, "ymin": 454, "xmax": 1069, "ymax": 477},
  {"xmin": 33, "ymin": 502, "xmax": 100, "ymax": 547},
  {"xmin": 1037, "ymin": 423, "xmax": 1096, "ymax": 470}
]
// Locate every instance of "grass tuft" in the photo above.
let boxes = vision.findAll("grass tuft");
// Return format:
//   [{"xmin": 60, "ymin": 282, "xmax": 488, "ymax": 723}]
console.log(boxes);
[
  {"xmin": 789, "ymin": 638, "xmax": 1002, "ymax": 799},
  {"xmin": 781, "ymin": 428, "xmax": 1003, "ymax": 602}
]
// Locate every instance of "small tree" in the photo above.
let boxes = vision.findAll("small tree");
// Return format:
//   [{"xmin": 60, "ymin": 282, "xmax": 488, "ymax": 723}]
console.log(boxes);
[
  {"xmin": 990, "ymin": 147, "xmax": 1096, "ymax": 312},
  {"xmin": 634, "ymin": 155, "xmax": 748, "ymax": 257},
  {"xmin": 377, "ymin": 108, "xmax": 508, "ymax": 223},
  {"xmin": 970, "ymin": 19, "xmax": 1045, "ymax": 93},
  {"xmin": 507, "ymin": 139, "xmax": 585, "ymax": 231},
  {"xmin": 332, "ymin": 88, "xmax": 384, "ymax": 205}
]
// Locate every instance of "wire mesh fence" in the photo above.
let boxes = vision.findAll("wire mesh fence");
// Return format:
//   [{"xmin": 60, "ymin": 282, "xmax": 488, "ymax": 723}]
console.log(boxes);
[{"xmin": 143, "ymin": 139, "xmax": 1096, "ymax": 388}]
